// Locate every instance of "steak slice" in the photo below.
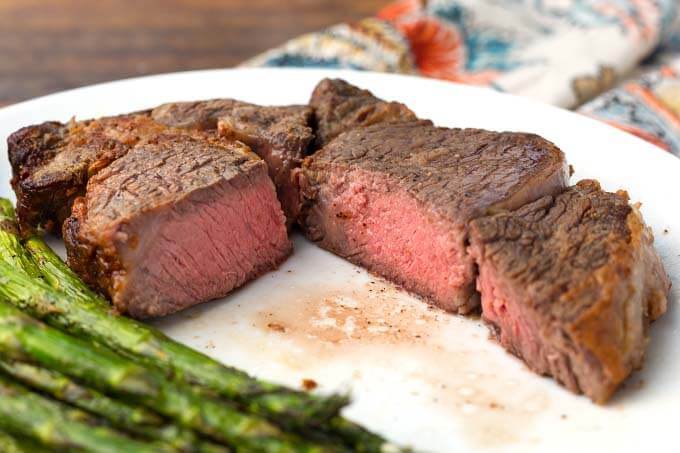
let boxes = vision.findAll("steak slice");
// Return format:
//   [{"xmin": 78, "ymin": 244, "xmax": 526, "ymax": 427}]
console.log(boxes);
[
  {"xmin": 151, "ymin": 99, "xmax": 247, "ymax": 130},
  {"xmin": 218, "ymin": 105, "xmax": 314, "ymax": 225},
  {"xmin": 468, "ymin": 180, "xmax": 670, "ymax": 402},
  {"xmin": 153, "ymin": 100, "xmax": 315, "ymax": 226},
  {"xmin": 296, "ymin": 121, "xmax": 569, "ymax": 313},
  {"xmin": 64, "ymin": 134, "xmax": 291, "ymax": 319},
  {"xmin": 309, "ymin": 78, "xmax": 418, "ymax": 148},
  {"xmin": 7, "ymin": 113, "xmax": 169, "ymax": 232}
]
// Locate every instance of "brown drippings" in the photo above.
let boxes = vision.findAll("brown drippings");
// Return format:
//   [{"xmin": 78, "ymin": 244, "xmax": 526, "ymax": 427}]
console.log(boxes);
[
  {"xmin": 267, "ymin": 322, "xmax": 286, "ymax": 332},
  {"xmin": 250, "ymin": 275, "xmax": 551, "ymax": 449},
  {"xmin": 256, "ymin": 280, "xmax": 439, "ymax": 346},
  {"xmin": 302, "ymin": 379, "xmax": 318, "ymax": 390}
]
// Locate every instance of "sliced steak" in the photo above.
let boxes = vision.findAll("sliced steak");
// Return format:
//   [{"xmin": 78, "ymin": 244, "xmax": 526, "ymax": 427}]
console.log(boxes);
[
  {"xmin": 151, "ymin": 99, "xmax": 247, "ymax": 130},
  {"xmin": 468, "ymin": 180, "xmax": 670, "ymax": 402},
  {"xmin": 296, "ymin": 121, "xmax": 569, "ymax": 313},
  {"xmin": 9, "ymin": 99, "xmax": 314, "ymax": 233},
  {"xmin": 64, "ymin": 134, "xmax": 291, "ymax": 319},
  {"xmin": 154, "ymin": 100, "xmax": 315, "ymax": 226},
  {"xmin": 218, "ymin": 105, "xmax": 313, "ymax": 225},
  {"xmin": 7, "ymin": 113, "xmax": 170, "ymax": 232},
  {"xmin": 309, "ymin": 78, "xmax": 418, "ymax": 148}
]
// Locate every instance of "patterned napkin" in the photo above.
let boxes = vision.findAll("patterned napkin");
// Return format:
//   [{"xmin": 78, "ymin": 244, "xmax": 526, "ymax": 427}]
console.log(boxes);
[{"xmin": 244, "ymin": 0, "xmax": 680, "ymax": 156}]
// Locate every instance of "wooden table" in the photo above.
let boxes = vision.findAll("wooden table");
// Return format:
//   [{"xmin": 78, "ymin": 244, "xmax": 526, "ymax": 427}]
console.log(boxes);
[{"xmin": 0, "ymin": 0, "xmax": 390, "ymax": 106}]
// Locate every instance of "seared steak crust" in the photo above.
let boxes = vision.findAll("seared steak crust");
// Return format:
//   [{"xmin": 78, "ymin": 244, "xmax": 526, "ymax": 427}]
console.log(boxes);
[
  {"xmin": 7, "ymin": 113, "xmax": 176, "ymax": 232},
  {"xmin": 7, "ymin": 121, "xmax": 66, "ymax": 172},
  {"xmin": 151, "ymin": 99, "xmax": 247, "ymax": 130},
  {"xmin": 9, "ymin": 121, "xmax": 72, "ymax": 232},
  {"xmin": 468, "ymin": 180, "xmax": 670, "ymax": 402},
  {"xmin": 9, "ymin": 99, "xmax": 316, "ymax": 233},
  {"xmin": 309, "ymin": 78, "xmax": 418, "ymax": 148}
]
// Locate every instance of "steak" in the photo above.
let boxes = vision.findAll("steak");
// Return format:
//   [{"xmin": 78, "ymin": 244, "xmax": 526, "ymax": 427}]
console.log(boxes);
[
  {"xmin": 218, "ymin": 105, "xmax": 314, "ymax": 225},
  {"xmin": 309, "ymin": 78, "xmax": 418, "ymax": 148},
  {"xmin": 7, "ymin": 113, "xmax": 174, "ymax": 232},
  {"xmin": 468, "ymin": 180, "xmax": 670, "ymax": 402},
  {"xmin": 151, "ymin": 99, "xmax": 247, "ymax": 130},
  {"xmin": 153, "ymin": 100, "xmax": 314, "ymax": 225},
  {"xmin": 64, "ymin": 134, "xmax": 291, "ymax": 319},
  {"xmin": 296, "ymin": 121, "xmax": 569, "ymax": 313},
  {"xmin": 9, "ymin": 100, "xmax": 315, "ymax": 233}
]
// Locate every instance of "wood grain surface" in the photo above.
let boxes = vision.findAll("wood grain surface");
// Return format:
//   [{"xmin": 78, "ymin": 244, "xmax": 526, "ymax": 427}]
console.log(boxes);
[{"xmin": 0, "ymin": 0, "xmax": 390, "ymax": 106}]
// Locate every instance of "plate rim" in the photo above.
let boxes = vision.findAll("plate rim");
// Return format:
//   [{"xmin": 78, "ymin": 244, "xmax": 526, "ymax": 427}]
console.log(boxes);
[{"xmin": 1, "ymin": 66, "xmax": 678, "ymax": 171}]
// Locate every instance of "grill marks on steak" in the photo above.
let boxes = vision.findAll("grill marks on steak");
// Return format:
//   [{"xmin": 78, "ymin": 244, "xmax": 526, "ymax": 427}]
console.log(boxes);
[
  {"xmin": 309, "ymin": 78, "xmax": 418, "ymax": 148},
  {"xmin": 468, "ymin": 180, "xmax": 670, "ymax": 402},
  {"xmin": 64, "ymin": 134, "xmax": 291, "ymax": 319},
  {"xmin": 297, "ymin": 121, "xmax": 569, "ymax": 314}
]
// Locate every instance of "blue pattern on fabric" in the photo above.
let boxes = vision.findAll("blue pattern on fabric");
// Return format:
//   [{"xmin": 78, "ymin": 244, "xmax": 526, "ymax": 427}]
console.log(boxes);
[
  {"xmin": 261, "ymin": 55, "xmax": 365, "ymax": 70},
  {"xmin": 429, "ymin": 3, "xmax": 524, "ymax": 72}
]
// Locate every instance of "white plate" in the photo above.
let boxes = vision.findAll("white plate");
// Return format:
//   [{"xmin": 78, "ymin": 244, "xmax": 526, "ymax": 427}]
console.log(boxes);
[{"xmin": 1, "ymin": 68, "xmax": 678, "ymax": 453}]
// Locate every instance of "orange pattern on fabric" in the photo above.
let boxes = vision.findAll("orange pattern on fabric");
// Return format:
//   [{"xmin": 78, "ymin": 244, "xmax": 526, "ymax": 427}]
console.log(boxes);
[
  {"xmin": 630, "ymin": 0, "xmax": 663, "ymax": 41},
  {"xmin": 624, "ymin": 82, "xmax": 680, "ymax": 130},
  {"xmin": 380, "ymin": 3, "xmax": 501, "ymax": 85},
  {"xmin": 396, "ymin": 18, "xmax": 463, "ymax": 76},
  {"xmin": 660, "ymin": 66, "xmax": 679, "ymax": 78},
  {"xmin": 593, "ymin": 0, "xmax": 660, "ymax": 42}
]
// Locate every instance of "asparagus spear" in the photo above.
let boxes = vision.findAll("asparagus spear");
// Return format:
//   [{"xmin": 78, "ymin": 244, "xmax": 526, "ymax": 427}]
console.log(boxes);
[
  {"xmin": 0, "ymin": 430, "xmax": 26, "ymax": 453},
  {"xmin": 21, "ymin": 230, "xmax": 348, "ymax": 428},
  {"xmin": 0, "ymin": 289, "xmax": 159, "ymax": 396},
  {"xmin": 0, "ymin": 358, "xmax": 161, "ymax": 426},
  {"xmin": 0, "ymin": 297, "xmax": 337, "ymax": 452},
  {"xmin": 0, "ymin": 200, "xmax": 40, "ymax": 278},
  {"xmin": 0, "ymin": 359, "xmax": 221, "ymax": 451},
  {"xmin": 0, "ymin": 373, "xmax": 165, "ymax": 453},
  {"xmin": 0, "ymin": 429, "xmax": 47, "ymax": 453}
]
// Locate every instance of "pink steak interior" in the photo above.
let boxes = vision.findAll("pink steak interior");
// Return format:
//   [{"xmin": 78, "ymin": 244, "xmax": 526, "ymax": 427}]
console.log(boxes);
[
  {"xmin": 471, "ymin": 250, "xmax": 583, "ymax": 393},
  {"xmin": 113, "ymin": 171, "xmax": 291, "ymax": 318},
  {"xmin": 311, "ymin": 168, "xmax": 477, "ymax": 313}
]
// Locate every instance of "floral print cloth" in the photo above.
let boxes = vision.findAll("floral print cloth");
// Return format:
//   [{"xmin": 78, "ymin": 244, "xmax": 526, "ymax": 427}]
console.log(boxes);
[{"xmin": 244, "ymin": 0, "xmax": 680, "ymax": 156}]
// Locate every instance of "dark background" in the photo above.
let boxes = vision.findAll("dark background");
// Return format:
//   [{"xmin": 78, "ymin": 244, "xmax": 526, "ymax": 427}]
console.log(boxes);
[{"xmin": 0, "ymin": 0, "xmax": 390, "ymax": 106}]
